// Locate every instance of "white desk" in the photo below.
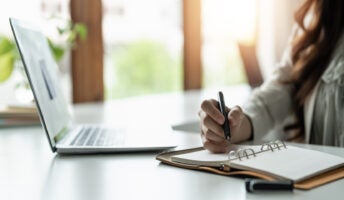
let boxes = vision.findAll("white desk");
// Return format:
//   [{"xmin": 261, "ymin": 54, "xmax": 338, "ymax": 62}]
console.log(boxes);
[{"xmin": 0, "ymin": 86, "xmax": 343, "ymax": 200}]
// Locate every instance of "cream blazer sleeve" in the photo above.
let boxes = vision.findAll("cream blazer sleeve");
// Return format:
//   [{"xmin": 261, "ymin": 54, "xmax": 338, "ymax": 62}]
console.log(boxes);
[{"xmin": 242, "ymin": 45, "xmax": 294, "ymax": 140}]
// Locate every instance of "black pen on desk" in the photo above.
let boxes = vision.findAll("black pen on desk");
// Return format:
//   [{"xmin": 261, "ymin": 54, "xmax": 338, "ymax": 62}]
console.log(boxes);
[
  {"xmin": 245, "ymin": 179, "xmax": 294, "ymax": 193},
  {"xmin": 217, "ymin": 91, "xmax": 231, "ymax": 141}
]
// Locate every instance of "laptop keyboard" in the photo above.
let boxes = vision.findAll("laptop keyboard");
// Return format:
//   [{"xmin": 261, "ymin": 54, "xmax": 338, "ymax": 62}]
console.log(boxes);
[{"xmin": 70, "ymin": 125, "xmax": 125, "ymax": 146}]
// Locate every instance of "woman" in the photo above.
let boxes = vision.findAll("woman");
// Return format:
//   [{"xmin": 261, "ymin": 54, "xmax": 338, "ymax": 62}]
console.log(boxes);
[{"xmin": 199, "ymin": 0, "xmax": 344, "ymax": 153}]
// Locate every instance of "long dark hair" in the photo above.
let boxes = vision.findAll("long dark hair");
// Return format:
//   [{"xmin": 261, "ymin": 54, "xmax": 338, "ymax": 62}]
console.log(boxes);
[{"xmin": 288, "ymin": 0, "xmax": 344, "ymax": 140}]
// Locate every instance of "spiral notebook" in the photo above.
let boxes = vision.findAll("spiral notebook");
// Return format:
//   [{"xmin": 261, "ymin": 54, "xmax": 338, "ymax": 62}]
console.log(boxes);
[
  {"xmin": 156, "ymin": 141, "xmax": 344, "ymax": 190},
  {"xmin": 167, "ymin": 141, "xmax": 344, "ymax": 183}
]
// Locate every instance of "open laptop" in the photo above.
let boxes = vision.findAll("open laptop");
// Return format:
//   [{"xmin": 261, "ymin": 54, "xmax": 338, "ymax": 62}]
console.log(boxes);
[{"xmin": 9, "ymin": 18, "xmax": 176, "ymax": 154}]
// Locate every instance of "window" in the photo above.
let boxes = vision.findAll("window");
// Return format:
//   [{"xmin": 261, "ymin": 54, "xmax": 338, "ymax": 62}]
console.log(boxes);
[
  {"xmin": 103, "ymin": 0, "xmax": 183, "ymax": 99},
  {"xmin": 202, "ymin": 0, "xmax": 257, "ymax": 88}
]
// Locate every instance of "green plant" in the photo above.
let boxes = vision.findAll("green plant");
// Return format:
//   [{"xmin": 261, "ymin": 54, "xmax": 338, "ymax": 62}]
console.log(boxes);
[
  {"xmin": 106, "ymin": 40, "xmax": 182, "ymax": 99},
  {"xmin": 0, "ymin": 19, "xmax": 87, "ymax": 83},
  {"xmin": 48, "ymin": 19, "xmax": 87, "ymax": 62},
  {"xmin": 0, "ymin": 37, "xmax": 18, "ymax": 82}
]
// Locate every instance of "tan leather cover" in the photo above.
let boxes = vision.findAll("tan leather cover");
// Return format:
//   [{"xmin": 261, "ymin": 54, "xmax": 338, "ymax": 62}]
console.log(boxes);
[{"xmin": 156, "ymin": 147, "xmax": 344, "ymax": 190}]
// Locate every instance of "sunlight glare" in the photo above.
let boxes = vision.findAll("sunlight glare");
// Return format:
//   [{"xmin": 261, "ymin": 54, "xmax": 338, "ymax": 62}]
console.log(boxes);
[{"xmin": 203, "ymin": 0, "xmax": 257, "ymax": 45}]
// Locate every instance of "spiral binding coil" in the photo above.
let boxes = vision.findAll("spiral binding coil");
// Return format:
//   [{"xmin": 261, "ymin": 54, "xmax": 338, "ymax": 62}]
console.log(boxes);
[{"xmin": 228, "ymin": 140, "xmax": 287, "ymax": 161}]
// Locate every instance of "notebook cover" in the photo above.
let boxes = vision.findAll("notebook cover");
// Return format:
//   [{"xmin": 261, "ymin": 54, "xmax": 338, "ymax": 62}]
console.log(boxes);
[{"xmin": 156, "ymin": 147, "xmax": 344, "ymax": 190}]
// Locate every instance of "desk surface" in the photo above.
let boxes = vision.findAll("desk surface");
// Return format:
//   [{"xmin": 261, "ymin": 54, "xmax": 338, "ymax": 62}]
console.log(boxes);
[{"xmin": 0, "ymin": 86, "xmax": 343, "ymax": 200}]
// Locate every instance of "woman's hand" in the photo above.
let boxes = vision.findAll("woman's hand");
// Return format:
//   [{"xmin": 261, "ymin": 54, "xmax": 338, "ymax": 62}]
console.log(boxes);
[{"xmin": 198, "ymin": 99, "xmax": 252, "ymax": 153}]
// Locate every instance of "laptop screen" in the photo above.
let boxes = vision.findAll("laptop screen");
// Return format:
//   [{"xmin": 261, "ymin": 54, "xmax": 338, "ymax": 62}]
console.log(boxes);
[{"xmin": 10, "ymin": 18, "xmax": 72, "ymax": 151}]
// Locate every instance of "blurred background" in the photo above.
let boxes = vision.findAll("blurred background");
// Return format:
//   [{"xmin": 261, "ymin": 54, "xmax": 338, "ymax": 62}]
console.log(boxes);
[{"xmin": 0, "ymin": 0, "xmax": 300, "ymax": 104}]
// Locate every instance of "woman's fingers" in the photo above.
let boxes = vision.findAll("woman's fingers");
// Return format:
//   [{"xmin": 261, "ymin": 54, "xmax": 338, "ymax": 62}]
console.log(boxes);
[
  {"xmin": 228, "ymin": 106, "xmax": 244, "ymax": 128},
  {"xmin": 199, "ymin": 99, "xmax": 238, "ymax": 153},
  {"xmin": 200, "ymin": 112, "xmax": 224, "ymax": 137},
  {"xmin": 201, "ymin": 126, "xmax": 224, "ymax": 142},
  {"xmin": 200, "ymin": 99, "xmax": 225, "ymax": 124},
  {"xmin": 200, "ymin": 101, "xmax": 252, "ymax": 151}
]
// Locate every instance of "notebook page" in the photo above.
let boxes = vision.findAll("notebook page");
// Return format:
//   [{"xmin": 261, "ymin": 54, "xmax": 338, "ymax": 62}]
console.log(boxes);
[
  {"xmin": 171, "ymin": 145, "xmax": 262, "ymax": 166},
  {"xmin": 230, "ymin": 146, "xmax": 344, "ymax": 182}
]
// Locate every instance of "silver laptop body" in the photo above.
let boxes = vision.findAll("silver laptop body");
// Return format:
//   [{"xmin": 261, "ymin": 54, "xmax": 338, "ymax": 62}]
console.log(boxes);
[{"xmin": 9, "ymin": 18, "xmax": 176, "ymax": 154}]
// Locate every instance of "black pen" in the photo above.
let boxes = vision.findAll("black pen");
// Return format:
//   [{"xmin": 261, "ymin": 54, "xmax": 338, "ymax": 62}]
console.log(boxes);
[
  {"xmin": 217, "ymin": 91, "xmax": 231, "ymax": 141},
  {"xmin": 245, "ymin": 179, "xmax": 294, "ymax": 193}
]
